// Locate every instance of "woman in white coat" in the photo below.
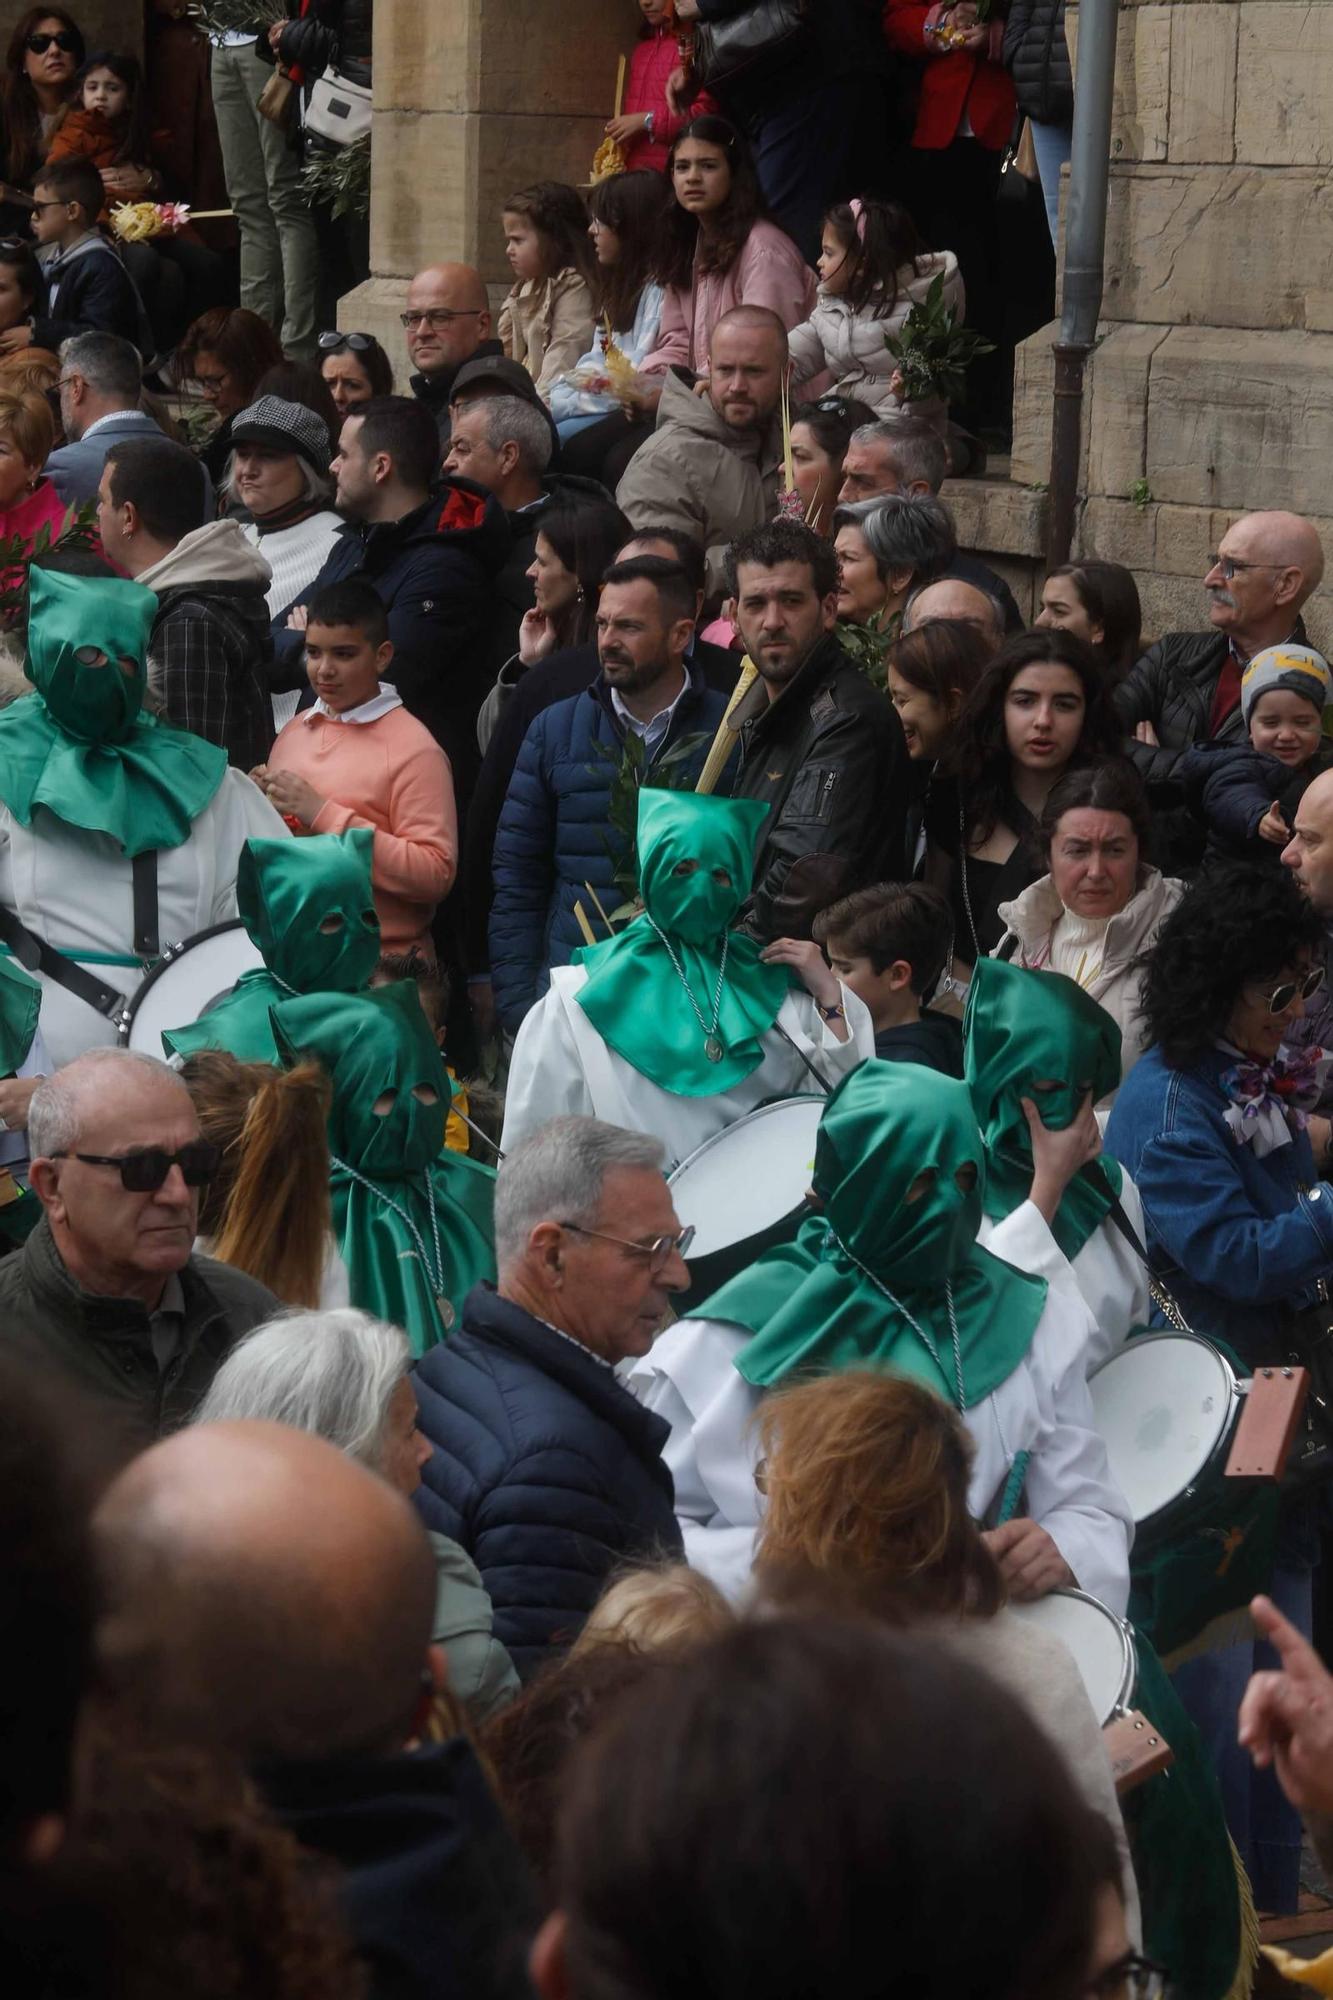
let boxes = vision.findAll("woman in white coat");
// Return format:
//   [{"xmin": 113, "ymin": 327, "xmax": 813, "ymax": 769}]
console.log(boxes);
[
  {"xmin": 500, "ymin": 789, "xmax": 873, "ymax": 1166},
  {"xmin": 629, "ymin": 1060, "xmax": 1134, "ymax": 1612},
  {"xmin": 965, "ymin": 955, "xmax": 1150, "ymax": 1375}
]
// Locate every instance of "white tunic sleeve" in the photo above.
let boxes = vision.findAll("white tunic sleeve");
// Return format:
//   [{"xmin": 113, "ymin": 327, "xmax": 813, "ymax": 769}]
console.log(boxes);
[
  {"xmin": 979, "ymin": 1179, "xmax": 1152, "ymax": 1377},
  {"xmin": 499, "ymin": 974, "xmax": 597, "ymax": 1152},
  {"xmin": 1022, "ymin": 1297, "xmax": 1135, "ymax": 1614}
]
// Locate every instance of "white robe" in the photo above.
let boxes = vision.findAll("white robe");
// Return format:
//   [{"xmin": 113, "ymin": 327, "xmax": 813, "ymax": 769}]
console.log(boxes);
[
  {"xmin": 978, "ymin": 1180, "xmax": 1151, "ymax": 1378},
  {"xmin": 0, "ymin": 769, "xmax": 288, "ymax": 1070},
  {"xmin": 628, "ymin": 1293, "xmax": 1135, "ymax": 1614},
  {"xmin": 501, "ymin": 963, "xmax": 875, "ymax": 1166}
]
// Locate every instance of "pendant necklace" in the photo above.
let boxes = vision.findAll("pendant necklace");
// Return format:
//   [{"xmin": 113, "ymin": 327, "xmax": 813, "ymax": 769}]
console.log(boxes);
[
  {"xmin": 828, "ymin": 1225, "xmax": 967, "ymax": 1410},
  {"xmin": 331, "ymin": 1154, "xmax": 455, "ymax": 1330},
  {"xmin": 647, "ymin": 919, "xmax": 730, "ymax": 1063}
]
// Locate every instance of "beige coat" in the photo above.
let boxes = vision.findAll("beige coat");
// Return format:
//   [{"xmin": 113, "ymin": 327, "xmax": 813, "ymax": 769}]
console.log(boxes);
[
  {"xmin": 994, "ymin": 867, "xmax": 1184, "ymax": 1080},
  {"xmin": 498, "ymin": 268, "xmax": 595, "ymax": 400},
  {"xmin": 615, "ymin": 365, "xmax": 782, "ymax": 600}
]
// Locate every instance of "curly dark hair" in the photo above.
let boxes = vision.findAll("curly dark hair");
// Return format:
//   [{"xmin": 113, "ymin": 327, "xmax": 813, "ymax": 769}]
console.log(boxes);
[
  {"xmin": 725, "ymin": 517, "xmax": 840, "ymax": 602},
  {"xmin": 1139, "ymin": 863, "xmax": 1326, "ymax": 1069},
  {"xmin": 946, "ymin": 628, "xmax": 1122, "ymax": 848},
  {"xmin": 503, "ymin": 179, "xmax": 598, "ymax": 293},
  {"xmin": 661, "ymin": 113, "xmax": 769, "ymax": 290}
]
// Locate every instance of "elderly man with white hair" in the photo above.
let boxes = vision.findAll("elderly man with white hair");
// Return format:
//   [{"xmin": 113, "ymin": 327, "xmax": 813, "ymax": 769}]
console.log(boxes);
[
  {"xmin": 196, "ymin": 1307, "xmax": 519, "ymax": 1718},
  {"xmin": 0, "ymin": 1046, "xmax": 276, "ymax": 1439},
  {"xmin": 413, "ymin": 1115, "xmax": 690, "ymax": 1677}
]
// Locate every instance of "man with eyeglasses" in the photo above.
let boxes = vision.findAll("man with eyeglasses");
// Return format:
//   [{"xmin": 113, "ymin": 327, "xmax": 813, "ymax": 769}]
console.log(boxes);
[
  {"xmin": 413, "ymin": 1116, "xmax": 688, "ymax": 1676},
  {"xmin": 0, "ymin": 1048, "xmax": 276, "ymax": 1441},
  {"xmin": 1117, "ymin": 511, "xmax": 1326, "ymax": 868},
  {"xmin": 403, "ymin": 263, "xmax": 504, "ymax": 448}
]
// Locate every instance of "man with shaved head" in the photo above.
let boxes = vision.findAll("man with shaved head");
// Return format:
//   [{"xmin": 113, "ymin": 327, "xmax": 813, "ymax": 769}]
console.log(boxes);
[
  {"xmin": 617, "ymin": 305, "xmax": 788, "ymax": 599},
  {"xmin": 0, "ymin": 1048, "xmax": 274, "ymax": 1439},
  {"xmin": 404, "ymin": 262, "xmax": 504, "ymax": 448},
  {"xmin": 1117, "ymin": 512, "xmax": 1326, "ymax": 830},
  {"xmin": 94, "ymin": 1420, "xmax": 537, "ymax": 1998},
  {"xmin": 903, "ymin": 575, "xmax": 1006, "ymax": 651},
  {"xmin": 1281, "ymin": 767, "xmax": 1333, "ymax": 1100}
]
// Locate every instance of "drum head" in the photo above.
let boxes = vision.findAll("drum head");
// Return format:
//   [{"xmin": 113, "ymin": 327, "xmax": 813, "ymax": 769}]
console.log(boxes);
[
  {"xmin": 1090, "ymin": 1334, "xmax": 1234, "ymax": 1527},
  {"xmin": 1009, "ymin": 1590, "xmax": 1135, "ymax": 1725},
  {"xmin": 122, "ymin": 923, "xmax": 265, "ymax": 1055},
  {"xmin": 668, "ymin": 1098, "xmax": 825, "ymax": 1259}
]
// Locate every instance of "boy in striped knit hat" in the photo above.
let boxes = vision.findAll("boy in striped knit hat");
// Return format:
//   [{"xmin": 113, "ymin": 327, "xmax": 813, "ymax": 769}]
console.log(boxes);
[{"xmin": 1182, "ymin": 642, "xmax": 1333, "ymax": 864}]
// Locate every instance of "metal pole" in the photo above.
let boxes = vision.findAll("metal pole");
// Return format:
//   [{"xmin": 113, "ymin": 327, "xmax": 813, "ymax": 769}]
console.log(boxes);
[{"xmin": 1046, "ymin": 0, "xmax": 1121, "ymax": 569}]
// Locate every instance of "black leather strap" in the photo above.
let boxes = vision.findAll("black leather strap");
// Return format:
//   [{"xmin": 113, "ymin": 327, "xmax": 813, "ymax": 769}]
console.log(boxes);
[
  {"xmin": 131, "ymin": 849, "xmax": 159, "ymax": 959},
  {"xmin": 0, "ymin": 906, "xmax": 127, "ymax": 1021}
]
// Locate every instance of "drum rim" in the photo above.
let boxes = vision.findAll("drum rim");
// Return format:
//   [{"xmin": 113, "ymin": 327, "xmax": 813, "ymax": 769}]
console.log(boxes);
[
  {"xmin": 1016, "ymin": 1585, "xmax": 1137, "ymax": 1723},
  {"xmin": 666, "ymin": 1093, "xmax": 829, "ymax": 1189},
  {"xmin": 1089, "ymin": 1330, "xmax": 1240, "ymax": 1534},
  {"xmin": 117, "ymin": 919, "xmax": 261, "ymax": 1045},
  {"xmin": 667, "ymin": 1095, "xmax": 827, "ymax": 1263}
]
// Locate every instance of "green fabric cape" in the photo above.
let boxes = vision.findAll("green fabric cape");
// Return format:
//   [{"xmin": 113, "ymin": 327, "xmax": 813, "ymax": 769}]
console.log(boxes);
[
  {"xmin": 0, "ymin": 952, "xmax": 40, "ymax": 1074},
  {"xmin": 0, "ymin": 568, "xmax": 226, "ymax": 857},
  {"xmin": 575, "ymin": 789, "xmax": 789, "ymax": 1096},
  {"xmin": 164, "ymin": 830, "xmax": 382, "ymax": 1063},
  {"xmin": 692, "ymin": 1062, "xmax": 1047, "ymax": 1409},
  {"xmin": 963, "ymin": 956, "xmax": 1124, "ymax": 1261},
  {"xmin": 272, "ymin": 980, "xmax": 495, "ymax": 1357}
]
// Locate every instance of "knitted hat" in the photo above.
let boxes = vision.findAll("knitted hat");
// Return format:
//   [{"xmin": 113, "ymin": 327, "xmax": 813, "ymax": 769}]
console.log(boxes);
[
  {"xmin": 230, "ymin": 395, "xmax": 331, "ymax": 476},
  {"xmin": 1240, "ymin": 643, "xmax": 1333, "ymax": 727}
]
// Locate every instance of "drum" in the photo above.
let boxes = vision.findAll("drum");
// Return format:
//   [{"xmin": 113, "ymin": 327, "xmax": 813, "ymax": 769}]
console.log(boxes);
[
  {"xmin": 118, "ymin": 921, "xmax": 265, "ymax": 1055},
  {"xmin": 1089, "ymin": 1332, "xmax": 1241, "ymax": 1540},
  {"xmin": 1009, "ymin": 1587, "xmax": 1137, "ymax": 1726},
  {"xmin": 668, "ymin": 1096, "xmax": 825, "ymax": 1307}
]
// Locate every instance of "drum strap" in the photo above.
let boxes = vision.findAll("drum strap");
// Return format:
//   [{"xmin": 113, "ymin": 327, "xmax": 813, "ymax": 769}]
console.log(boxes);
[
  {"xmin": 1105, "ymin": 1195, "xmax": 1192, "ymax": 1331},
  {"xmin": 131, "ymin": 851, "xmax": 160, "ymax": 960},
  {"xmin": 771, "ymin": 1019, "xmax": 835, "ymax": 1095},
  {"xmin": 0, "ymin": 905, "xmax": 131, "ymax": 1024}
]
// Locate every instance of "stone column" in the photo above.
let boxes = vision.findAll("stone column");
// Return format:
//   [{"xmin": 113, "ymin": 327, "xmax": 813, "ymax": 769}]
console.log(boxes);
[
  {"xmin": 338, "ymin": 0, "xmax": 626, "ymax": 382},
  {"xmin": 1009, "ymin": 0, "xmax": 1333, "ymax": 646}
]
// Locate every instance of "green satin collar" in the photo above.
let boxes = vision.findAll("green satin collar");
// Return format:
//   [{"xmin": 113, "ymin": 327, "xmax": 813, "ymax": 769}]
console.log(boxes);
[
  {"xmin": 575, "ymin": 789, "xmax": 788, "ymax": 1096},
  {"xmin": 0, "ymin": 953, "xmax": 40, "ymax": 1074},
  {"xmin": 964, "ymin": 957, "xmax": 1123, "ymax": 1261}
]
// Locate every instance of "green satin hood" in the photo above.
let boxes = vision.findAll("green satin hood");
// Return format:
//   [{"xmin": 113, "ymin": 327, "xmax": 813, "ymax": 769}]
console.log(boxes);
[
  {"xmin": 576, "ymin": 789, "xmax": 789, "ymax": 1096},
  {"xmin": 0, "ymin": 568, "xmax": 226, "ymax": 856},
  {"xmin": 964, "ymin": 957, "xmax": 1123, "ymax": 1260},
  {"xmin": 238, "ymin": 830, "xmax": 382, "ymax": 992},
  {"xmin": 695, "ymin": 1062, "xmax": 1047, "ymax": 1408},
  {"xmin": 272, "ymin": 979, "xmax": 451, "ymax": 1178}
]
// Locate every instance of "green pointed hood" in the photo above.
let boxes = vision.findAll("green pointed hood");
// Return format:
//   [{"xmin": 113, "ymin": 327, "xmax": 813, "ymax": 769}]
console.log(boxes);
[
  {"xmin": 963, "ymin": 957, "xmax": 1123, "ymax": 1260},
  {"xmin": 696, "ymin": 1061, "xmax": 1047, "ymax": 1408},
  {"xmin": 575, "ymin": 789, "xmax": 789, "ymax": 1095},
  {"xmin": 272, "ymin": 980, "xmax": 451, "ymax": 1179},
  {"xmin": 238, "ymin": 830, "xmax": 382, "ymax": 993},
  {"xmin": 0, "ymin": 567, "xmax": 226, "ymax": 856}
]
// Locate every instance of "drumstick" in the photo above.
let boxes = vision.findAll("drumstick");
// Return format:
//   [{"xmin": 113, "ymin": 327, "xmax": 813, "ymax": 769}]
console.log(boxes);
[
  {"xmin": 573, "ymin": 900, "xmax": 598, "ymax": 948},
  {"xmin": 696, "ymin": 657, "xmax": 759, "ymax": 796}
]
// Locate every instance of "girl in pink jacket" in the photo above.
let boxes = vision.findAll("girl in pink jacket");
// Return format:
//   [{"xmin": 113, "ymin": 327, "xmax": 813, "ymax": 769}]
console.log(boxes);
[{"xmin": 601, "ymin": 0, "xmax": 718, "ymax": 176}]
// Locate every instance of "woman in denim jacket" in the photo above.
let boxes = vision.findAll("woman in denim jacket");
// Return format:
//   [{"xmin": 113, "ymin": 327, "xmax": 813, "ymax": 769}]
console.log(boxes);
[{"xmin": 1105, "ymin": 862, "xmax": 1332, "ymax": 1916}]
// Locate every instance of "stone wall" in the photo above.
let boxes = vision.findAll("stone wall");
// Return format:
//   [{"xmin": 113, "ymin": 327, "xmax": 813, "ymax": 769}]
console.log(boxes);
[
  {"xmin": 339, "ymin": 0, "xmax": 626, "ymax": 382},
  {"xmin": 1006, "ymin": 0, "xmax": 1333, "ymax": 648}
]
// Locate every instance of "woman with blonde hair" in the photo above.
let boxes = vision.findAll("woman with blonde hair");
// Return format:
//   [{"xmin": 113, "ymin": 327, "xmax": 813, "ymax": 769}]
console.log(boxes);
[
  {"xmin": 571, "ymin": 1562, "xmax": 733, "ymax": 1660},
  {"xmin": 181, "ymin": 1051, "xmax": 346, "ymax": 1311}
]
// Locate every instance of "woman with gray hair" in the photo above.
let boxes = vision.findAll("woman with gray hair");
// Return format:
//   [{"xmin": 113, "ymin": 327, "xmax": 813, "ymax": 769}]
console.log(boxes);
[
  {"xmin": 832, "ymin": 492, "xmax": 957, "ymax": 686},
  {"xmin": 195, "ymin": 1306, "xmax": 519, "ymax": 1720},
  {"xmin": 228, "ymin": 396, "xmax": 343, "ymax": 730}
]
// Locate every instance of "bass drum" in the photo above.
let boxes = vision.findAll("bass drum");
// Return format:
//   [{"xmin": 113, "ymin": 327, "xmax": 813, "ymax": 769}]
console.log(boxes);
[
  {"xmin": 667, "ymin": 1096, "xmax": 825, "ymax": 1308},
  {"xmin": 118, "ymin": 921, "xmax": 265, "ymax": 1056}
]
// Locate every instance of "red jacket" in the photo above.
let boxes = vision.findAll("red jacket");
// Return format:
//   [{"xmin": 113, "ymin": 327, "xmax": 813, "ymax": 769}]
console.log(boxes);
[
  {"xmin": 883, "ymin": 0, "xmax": 1017, "ymax": 152},
  {"xmin": 622, "ymin": 22, "xmax": 718, "ymax": 174}
]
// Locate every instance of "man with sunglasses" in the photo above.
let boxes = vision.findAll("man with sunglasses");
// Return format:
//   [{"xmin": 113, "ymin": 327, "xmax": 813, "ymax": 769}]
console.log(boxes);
[
  {"xmin": 413, "ymin": 1116, "xmax": 688, "ymax": 1676},
  {"xmin": 402, "ymin": 262, "xmax": 504, "ymax": 448},
  {"xmin": 0, "ymin": 1048, "xmax": 276, "ymax": 1441},
  {"xmin": 1116, "ymin": 510, "xmax": 1325, "ymax": 869}
]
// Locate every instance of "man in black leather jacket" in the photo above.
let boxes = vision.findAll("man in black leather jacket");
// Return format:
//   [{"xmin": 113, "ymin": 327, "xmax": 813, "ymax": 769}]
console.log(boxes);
[{"xmin": 726, "ymin": 519, "xmax": 909, "ymax": 941}]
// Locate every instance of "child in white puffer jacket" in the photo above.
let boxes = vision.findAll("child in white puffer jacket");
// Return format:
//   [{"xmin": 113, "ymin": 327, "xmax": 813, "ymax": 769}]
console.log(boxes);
[{"xmin": 788, "ymin": 197, "xmax": 965, "ymax": 417}]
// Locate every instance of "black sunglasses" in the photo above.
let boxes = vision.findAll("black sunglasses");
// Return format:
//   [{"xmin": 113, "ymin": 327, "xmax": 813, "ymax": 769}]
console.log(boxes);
[
  {"xmin": 57, "ymin": 1142, "xmax": 221, "ymax": 1193},
  {"xmin": 318, "ymin": 329, "xmax": 374, "ymax": 353},
  {"xmin": 26, "ymin": 30, "xmax": 78, "ymax": 52}
]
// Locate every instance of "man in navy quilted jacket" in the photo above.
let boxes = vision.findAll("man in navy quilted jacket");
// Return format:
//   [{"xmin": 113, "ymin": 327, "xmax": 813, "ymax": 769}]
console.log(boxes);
[{"xmin": 412, "ymin": 1117, "xmax": 688, "ymax": 1678}]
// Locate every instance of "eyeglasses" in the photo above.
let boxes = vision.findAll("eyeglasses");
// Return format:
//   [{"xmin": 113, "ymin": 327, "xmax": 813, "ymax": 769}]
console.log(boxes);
[
  {"xmin": 56, "ymin": 1142, "xmax": 221, "ymax": 1193},
  {"xmin": 192, "ymin": 373, "xmax": 229, "ymax": 394},
  {"xmin": 1207, "ymin": 553, "xmax": 1291, "ymax": 580},
  {"xmin": 399, "ymin": 307, "xmax": 483, "ymax": 330},
  {"xmin": 1253, "ymin": 964, "xmax": 1327, "ymax": 1015},
  {"xmin": 560, "ymin": 1220, "xmax": 695, "ymax": 1271},
  {"xmin": 29, "ymin": 198, "xmax": 69, "ymax": 213},
  {"xmin": 1086, "ymin": 1951, "xmax": 1168, "ymax": 2000},
  {"xmin": 26, "ymin": 30, "xmax": 78, "ymax": 53},
  {"xmin": 318, "ymin": 329, "xmax": 375, "ymax": 353}
]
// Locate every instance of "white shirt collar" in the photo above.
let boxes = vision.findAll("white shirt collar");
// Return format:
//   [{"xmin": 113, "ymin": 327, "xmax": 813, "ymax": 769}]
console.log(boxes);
[
  {"xmin": 610, "ymin": 677, "xmax": 687, "ymax": 740},
  {"xmin": 307, "ymin": 683, "xmax": 404, "ymax": 725},
  {"xmin": 81, "ymin": 409, "xmax": 142, "ymax": 441}
]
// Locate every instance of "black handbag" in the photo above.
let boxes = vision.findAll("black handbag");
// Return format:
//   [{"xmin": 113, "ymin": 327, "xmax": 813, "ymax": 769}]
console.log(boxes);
[{"xmin": 694, "ymin": 0, "xmax": 811, "ymax": 89}]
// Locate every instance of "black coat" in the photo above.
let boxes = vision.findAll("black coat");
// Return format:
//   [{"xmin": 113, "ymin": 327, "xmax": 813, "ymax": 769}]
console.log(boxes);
[
  {"xmin": 733, "ymin": 632, "xmax": 910, "ymax": 941},
  {"xmin": 277, "ymin": 0, "xmax": 373, "ymax": 82},
  {"xmin": 488, "ymin": 473, "xmax": 614, "ymax": 678},
  {"xmin": 410, "ymin": 338, "xmax": 506, "ymax": 448},
  {"xmin": 1003, "ymin": 0, "xmax": 1073, "ymax": 124},
  {"xmin": 412, "ymin": 1287, "xmax": 683, "ymax": 1677},
  {"xmin": 31, "ymin": 238, "xmax": 147, "ymax": 356}
]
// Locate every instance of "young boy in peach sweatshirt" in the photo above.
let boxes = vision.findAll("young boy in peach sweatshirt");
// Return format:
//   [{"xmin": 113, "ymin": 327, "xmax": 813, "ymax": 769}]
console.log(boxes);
[{"xmin": 255, "ymin": 578, "xmax": 456, "ymax": 959}]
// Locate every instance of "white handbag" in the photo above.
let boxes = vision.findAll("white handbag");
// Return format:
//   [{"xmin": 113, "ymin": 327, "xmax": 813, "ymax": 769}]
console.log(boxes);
[{"xmin": 303, "ymin": 65, "xmax": 371, "ymax": 147}]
